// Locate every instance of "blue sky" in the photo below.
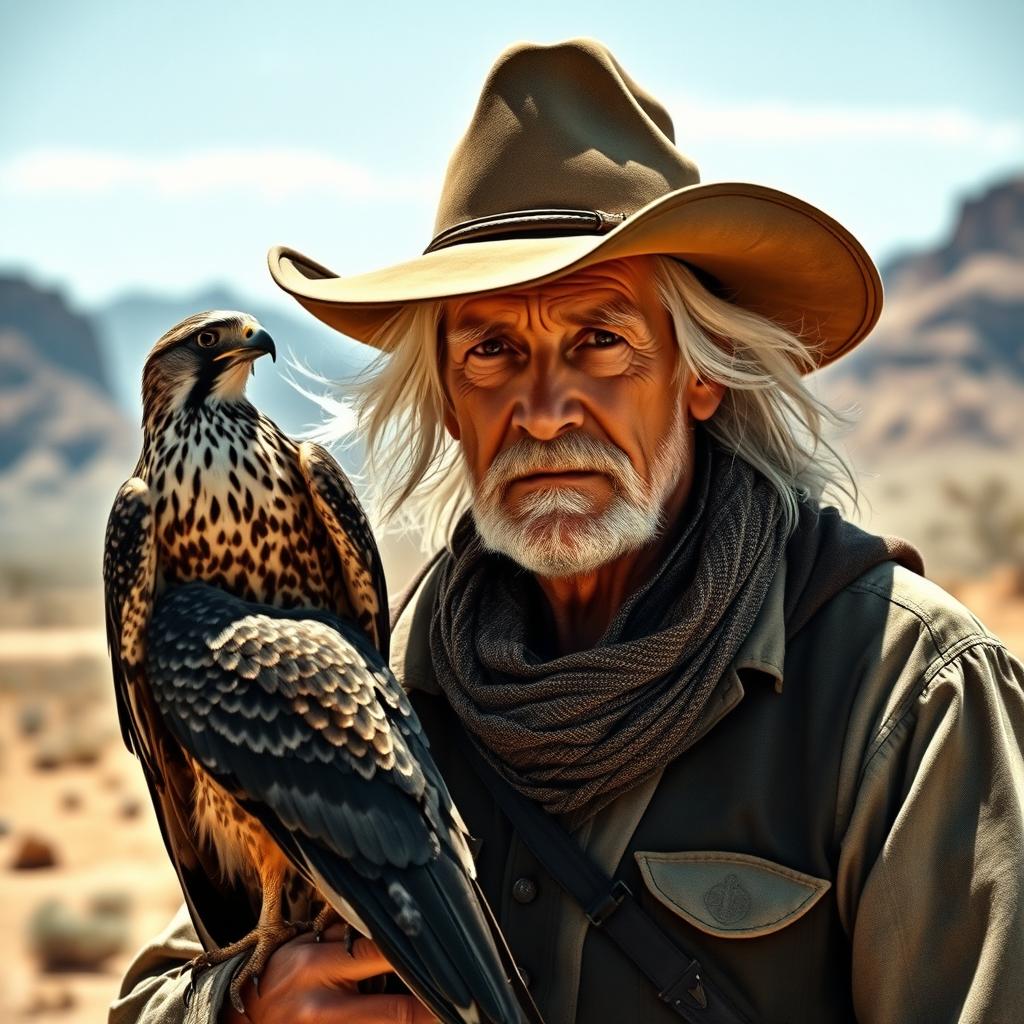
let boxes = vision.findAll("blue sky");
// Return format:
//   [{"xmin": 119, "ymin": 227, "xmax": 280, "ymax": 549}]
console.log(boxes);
[{"xmin": 1, "ymin": 0, "xmax": 1021, "ymax": 311}]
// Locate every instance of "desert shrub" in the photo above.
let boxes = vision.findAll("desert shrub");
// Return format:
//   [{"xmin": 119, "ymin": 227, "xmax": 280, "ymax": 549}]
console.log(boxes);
[
  {"xmin": 27, "ymin": 897, "xmax": 131, "ymax": 971},
  {"xmin": 32, "ymin": 728, "xmax": 106, "ymax": 770},
  {"xmin": 18, "ymin": 702, "xmax": 46, "ymax": 737}
]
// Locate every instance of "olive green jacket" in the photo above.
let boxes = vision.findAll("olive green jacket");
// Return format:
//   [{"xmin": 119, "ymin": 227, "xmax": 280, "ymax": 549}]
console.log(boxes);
[{"xmin": 110, "ymin": 556, "xmax": 1024, "ymax": 1024}]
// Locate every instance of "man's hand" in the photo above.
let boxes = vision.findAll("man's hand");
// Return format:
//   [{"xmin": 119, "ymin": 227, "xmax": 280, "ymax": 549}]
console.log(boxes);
[{"xmin": 219, "ymin": 924, "xmax": 439, "ymax": 1023}]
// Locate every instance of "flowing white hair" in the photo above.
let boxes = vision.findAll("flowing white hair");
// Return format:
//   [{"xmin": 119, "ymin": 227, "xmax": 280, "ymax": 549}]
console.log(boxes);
[{"xmin": 324, "ymin": 254, "xmax": 859, "ymax": 550}]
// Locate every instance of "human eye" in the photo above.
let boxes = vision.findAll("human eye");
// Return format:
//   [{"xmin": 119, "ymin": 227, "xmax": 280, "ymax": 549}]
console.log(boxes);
[
  {"xmin": 467, "ymin": 337, "xmax": 511, "ymax": 358},
  {"xmin": 584, "ymin": 329, "xmax": 627, "ymax": 348}
]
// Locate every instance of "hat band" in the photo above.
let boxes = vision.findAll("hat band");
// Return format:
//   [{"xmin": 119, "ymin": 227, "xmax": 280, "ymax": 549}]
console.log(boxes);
[{"xmin": 424, "ymin": 207, "xmax": 627, "ymax": 254}]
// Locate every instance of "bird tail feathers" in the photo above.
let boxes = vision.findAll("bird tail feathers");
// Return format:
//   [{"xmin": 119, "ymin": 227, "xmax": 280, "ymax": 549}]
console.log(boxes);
[{"xmin": 296, "ymin": 837, "xmax": 541, "ymax": 1024}]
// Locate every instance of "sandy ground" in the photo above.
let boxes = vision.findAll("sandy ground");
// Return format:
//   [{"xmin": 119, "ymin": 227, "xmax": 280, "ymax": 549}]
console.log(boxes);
[
  {"xmin": 0, "ymin": 568, "xmax": 1020, "ymax": 1024},
  {"xmin": 0, "ymin": 657, "xmax": 182, "ymax": 1024}
]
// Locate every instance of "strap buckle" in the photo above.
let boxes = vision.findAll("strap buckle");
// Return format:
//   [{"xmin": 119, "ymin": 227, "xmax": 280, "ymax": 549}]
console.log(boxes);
[
  {"xmin": 586, "ymin": 879, "xmax": 632, "ymax": 926},
  {"xmin": 659, "ymin": 957, "xmax": 709, "ymax": 1013}
]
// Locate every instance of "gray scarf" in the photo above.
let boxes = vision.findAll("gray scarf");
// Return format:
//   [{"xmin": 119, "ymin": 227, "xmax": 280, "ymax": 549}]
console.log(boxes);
[{"xmin": 428, "ymin": 429, "xmax": 789, "ymax": 823}]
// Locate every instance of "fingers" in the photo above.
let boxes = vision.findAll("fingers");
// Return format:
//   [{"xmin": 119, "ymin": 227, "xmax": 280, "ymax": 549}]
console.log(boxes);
[
  {"xmin": 295, "ymin": 932, "xmax": 397, "ymax": 984},
  {"xmin": 342, "ymin": 936, "xmax": 396, "ymax": 982}
]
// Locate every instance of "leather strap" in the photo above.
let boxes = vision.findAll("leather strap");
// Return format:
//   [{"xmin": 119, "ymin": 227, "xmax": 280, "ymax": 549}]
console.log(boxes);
[
  {"xmin": 455, "ymin": 730, "xmax": 755, "ymax": 1024},
  {"xmin": 424, "ymin": 207, "xmax": 626, "ymax": 253}
]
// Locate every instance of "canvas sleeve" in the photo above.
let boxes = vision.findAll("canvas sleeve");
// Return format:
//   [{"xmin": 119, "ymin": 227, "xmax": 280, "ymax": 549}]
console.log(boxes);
[
  {"xmin": 108, "ymin": 904, "xmax": 242, "ymax": 1024},
  {"xmin": 842, "ymin": 638, "xmax": 1024, "ymax": 1024}
]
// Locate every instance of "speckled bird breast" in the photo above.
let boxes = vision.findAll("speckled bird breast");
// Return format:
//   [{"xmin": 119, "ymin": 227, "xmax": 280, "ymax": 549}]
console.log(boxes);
[{"xmin": 144, "ymin": 403, "xmax": 347, "ymax": 612}]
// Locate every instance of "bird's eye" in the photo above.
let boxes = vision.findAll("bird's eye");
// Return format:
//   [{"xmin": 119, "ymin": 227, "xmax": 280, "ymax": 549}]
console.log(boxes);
[{"xmin": 196, "ymin": 330, "xmax": 218, "ymax": 348}]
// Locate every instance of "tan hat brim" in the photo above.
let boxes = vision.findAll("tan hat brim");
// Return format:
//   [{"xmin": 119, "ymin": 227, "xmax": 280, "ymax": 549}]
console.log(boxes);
[{"xmin": 267, "ymin": 181, "xmax": 882, "ymax": 369}]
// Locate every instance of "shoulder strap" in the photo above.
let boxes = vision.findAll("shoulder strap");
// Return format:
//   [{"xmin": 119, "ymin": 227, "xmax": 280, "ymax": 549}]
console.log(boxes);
[{"xmin": 453, "ymin": 731, "xmax": 754, "ymax": 1024}]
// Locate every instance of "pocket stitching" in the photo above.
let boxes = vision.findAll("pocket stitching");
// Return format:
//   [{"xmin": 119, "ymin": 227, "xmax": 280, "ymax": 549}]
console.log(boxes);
[
  {"xmin": 640, "ymin": 851, "xmax": 825, "ymax": 890},
  {"xmin": 636, "ymin": 851, "xmax": 831, "ymax": 934}
]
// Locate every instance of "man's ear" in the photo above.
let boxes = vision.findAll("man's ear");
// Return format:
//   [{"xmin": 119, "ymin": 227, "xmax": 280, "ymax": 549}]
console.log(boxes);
[{"xmin": 684, "ymin": 373, "xmax": 725, "ymax": 422}]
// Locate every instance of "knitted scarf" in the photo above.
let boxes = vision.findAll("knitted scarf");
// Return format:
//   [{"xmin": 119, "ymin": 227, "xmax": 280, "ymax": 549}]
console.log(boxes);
[
  {"xmin": 428, "ymin": 429, "xmax": 792, "ymax": 822},
  {"xmin": 427, "ymin": 428, "xmax": 926, "ymax": 824}
]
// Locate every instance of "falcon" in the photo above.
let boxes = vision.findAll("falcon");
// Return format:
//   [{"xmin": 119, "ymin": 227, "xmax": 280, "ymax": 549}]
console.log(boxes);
[{"xmin": 103, "ymin": 311, "xmax": 535, "ymax": 1023}]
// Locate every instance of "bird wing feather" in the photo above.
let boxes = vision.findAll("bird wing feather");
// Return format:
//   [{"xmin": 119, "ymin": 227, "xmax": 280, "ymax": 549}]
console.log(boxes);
[
  {"xmin": 103, "ymin": 480, "xmax": 257, "ymax": 950},
  {"xmin": 145, "ymin": 581, "xmax": 530, "ymax": 1024},
  {"xmin": 298, "ymin": 440, "xmax": 391, "ymax": 658},
  {"xmin": 103, "ymin": 478, "xmax": 159, "ymax": 770}
]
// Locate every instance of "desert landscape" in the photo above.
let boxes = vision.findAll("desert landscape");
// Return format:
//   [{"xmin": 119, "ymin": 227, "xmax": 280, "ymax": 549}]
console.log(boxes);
[
  {"xmin": 0, "ymin": 625, "xmax": 182, "ymax": 1023},
  {"xmin": 1, "ymin": 174, "xmax": 1022, "ymax": 1022}
]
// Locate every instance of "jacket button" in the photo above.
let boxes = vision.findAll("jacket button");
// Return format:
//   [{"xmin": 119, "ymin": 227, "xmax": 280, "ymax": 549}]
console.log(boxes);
[{"xmin": 512, "ymin": 877, "xmax": 538, "ymax": 904}]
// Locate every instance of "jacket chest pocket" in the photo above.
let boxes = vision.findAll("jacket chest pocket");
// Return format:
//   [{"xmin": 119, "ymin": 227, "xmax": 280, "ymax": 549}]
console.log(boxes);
[
  {"xmin": 627, "ymin": 851, "xmax": 839, "ymax": 1023},
  {"xmin": 634, "ymin": 849, "xmax": 831, "ymax": 938}
]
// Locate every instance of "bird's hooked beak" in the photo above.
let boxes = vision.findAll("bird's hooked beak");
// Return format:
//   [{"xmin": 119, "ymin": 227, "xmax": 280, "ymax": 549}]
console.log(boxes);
[{"xmin": 215, "ymin": 327, "xmax": 277, "ymax": 377}]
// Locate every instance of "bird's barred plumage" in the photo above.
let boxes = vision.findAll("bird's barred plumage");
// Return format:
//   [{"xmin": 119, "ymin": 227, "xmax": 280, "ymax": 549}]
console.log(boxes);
[{"xmin": 103, "ymin": 311, "xmax": 536, "ymax": 1024}]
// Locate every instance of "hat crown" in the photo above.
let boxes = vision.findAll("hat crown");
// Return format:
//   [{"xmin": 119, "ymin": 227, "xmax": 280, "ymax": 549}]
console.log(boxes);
[
  {"xmin": 270, "ymin": 37, "xmax": 883, "ymax": 369},
  {"xmin": 433, "ymin": 38, "xmax": 701, "ymax": 238}
]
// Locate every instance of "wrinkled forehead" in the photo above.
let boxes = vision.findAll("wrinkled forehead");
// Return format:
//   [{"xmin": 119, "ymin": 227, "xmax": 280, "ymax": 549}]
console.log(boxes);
[{"xmin": 442, "ymin": 254, "xmax": 661, "ymax": 332}]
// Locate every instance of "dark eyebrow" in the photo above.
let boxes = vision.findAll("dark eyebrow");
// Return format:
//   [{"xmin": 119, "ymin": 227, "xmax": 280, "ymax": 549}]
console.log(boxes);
[{"xmin": 445, "ymin": 297, "xmax": 649, "ymax": 348}]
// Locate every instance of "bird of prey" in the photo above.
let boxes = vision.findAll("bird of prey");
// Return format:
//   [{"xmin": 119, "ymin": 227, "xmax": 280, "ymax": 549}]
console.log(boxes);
[{"xmin": 103, "ymin": 311, "xmax": 536, "ymax": 1023}]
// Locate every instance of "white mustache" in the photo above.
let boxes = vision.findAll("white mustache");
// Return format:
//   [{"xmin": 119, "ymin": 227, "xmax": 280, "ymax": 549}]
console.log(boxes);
[
  {"xmin": 469, "ymin": 407, "xmax": 688, "ymax": 578},
  {"xmin": 478, "ymin": 432, "xmax": 646, "ymax": 509}
]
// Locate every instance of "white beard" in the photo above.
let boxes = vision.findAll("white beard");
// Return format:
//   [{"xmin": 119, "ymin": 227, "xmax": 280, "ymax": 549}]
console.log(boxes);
[{"xmin": 470, "ymin": 404, "xmax": 690, "ymax": 578}]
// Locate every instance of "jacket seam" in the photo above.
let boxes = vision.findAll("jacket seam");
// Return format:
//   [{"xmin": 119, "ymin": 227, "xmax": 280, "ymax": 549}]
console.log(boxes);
[
  {"xmin": 842, "ymin": 579, "xmax": 1003, "ymax": 755},
  {"xmin": 831, "ymin": 575, "xmax": 1006, "ymax": 847},
  {"xmin": 845, "ymin": 578, "xmax": 990, "ymax": 664},
  {"xmin": 859, "ymin": 636, "xmax": 1005, "ymax": 781}
]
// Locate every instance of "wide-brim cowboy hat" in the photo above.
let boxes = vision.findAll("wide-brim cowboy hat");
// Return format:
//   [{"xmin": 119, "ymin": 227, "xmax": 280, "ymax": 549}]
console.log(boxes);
[{"xmin": 268, "ymin": 37, "xmax": 882, "ymax": 370}]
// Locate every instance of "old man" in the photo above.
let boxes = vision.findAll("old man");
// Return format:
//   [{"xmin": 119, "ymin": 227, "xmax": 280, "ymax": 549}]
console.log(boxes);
[{"xmin": 112, "ymin": 37, "xmax": 1024, "ymax": 1024}]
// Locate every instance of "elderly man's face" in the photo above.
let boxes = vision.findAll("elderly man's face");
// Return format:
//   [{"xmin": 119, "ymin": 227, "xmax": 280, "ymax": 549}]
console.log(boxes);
[{"xmin": 440, "ymin": 255, "xmax": 722, "ymax": 576}]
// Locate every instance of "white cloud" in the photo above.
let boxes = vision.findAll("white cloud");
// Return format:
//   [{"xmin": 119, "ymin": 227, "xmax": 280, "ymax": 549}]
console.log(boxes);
[
  {"xmin": 0, "ymin": 147, "xmax": 435, "ymax": 200},
  {"xmin": 2, "ymin": 100, "xmax": 1019, "ymax": 206},
  {"xmin": 668, "ymin": 95, "xmax": 1024, "ymax": 154}
]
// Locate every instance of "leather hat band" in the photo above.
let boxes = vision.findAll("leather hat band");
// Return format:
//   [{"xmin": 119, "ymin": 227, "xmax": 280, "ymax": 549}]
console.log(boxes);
[{"xmin": 424, "ymin": 208, "xmax": 627, "ymax": 254}]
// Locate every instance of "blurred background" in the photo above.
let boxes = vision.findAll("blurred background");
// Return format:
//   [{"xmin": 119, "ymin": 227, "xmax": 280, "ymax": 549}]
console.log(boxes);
[{"xmin": 1, "ymin": 1, "xmax": 1021, "ymax": 1020}]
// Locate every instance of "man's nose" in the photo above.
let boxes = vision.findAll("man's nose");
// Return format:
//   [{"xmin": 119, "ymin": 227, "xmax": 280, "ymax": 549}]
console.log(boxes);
[{"xmin": 510, "ymin": 363, "xmax": 584, "ymax": 441}]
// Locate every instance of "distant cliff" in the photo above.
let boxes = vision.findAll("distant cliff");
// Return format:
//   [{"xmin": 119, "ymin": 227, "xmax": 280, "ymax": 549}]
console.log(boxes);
[
  {"xmin": 821, "ymin": 172, "xmax": 1024, "ymax": 455},
  {"xmin": 881, "ymin": 177, "xmax": 1024, "ymax": 294},
  {"xmin": 0, "ymin": 306, "xmax": 135, "ymax": 584},
  {"xmin": 817, "ymin": 172, "xmax": 1024, "ymax": 575},
  {"xmin": 0, "ymin": 276, "xmax": 114, "ymax": 397}
]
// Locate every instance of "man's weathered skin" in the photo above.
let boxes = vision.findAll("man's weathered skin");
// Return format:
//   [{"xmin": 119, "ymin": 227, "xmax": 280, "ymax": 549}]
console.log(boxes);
[{"xmin": 440, "ymin": 256, "xmax": 724, "ymax": 653}]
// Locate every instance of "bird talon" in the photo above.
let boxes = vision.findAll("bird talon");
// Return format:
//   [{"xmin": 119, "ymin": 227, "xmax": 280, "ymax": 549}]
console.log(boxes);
[
  {"xmin": 229, "ymin": 987, "xmax": 247, "ymax": 1017},
  {"xmin": 252, "ymin": 973, "xmax": 260, "ymax": 997},
  {"xmin": 345, "ymin": 926, "xmax": 356, "ymax": 956}
]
